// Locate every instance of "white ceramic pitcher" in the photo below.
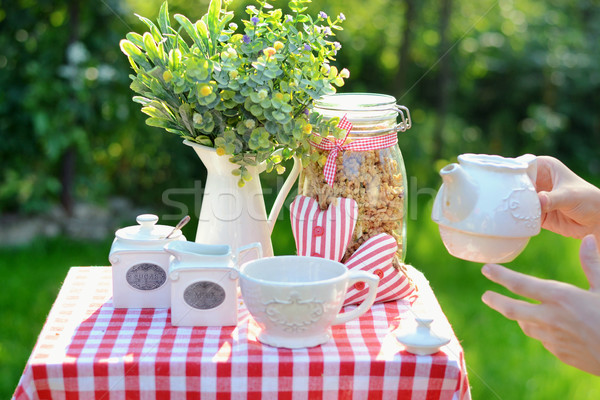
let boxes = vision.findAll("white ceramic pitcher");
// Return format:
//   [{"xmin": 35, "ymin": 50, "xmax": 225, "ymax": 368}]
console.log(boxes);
[
  {"xmin": 185, "ymin": 140, "xmax": 301, "ymax": 260},
  {"xmin": 432, "ymin": 153, "xmax": 541, "ymax": 263}
]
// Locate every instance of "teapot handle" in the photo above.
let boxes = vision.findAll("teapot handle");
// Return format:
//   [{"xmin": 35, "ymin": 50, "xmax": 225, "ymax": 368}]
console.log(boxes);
[
  {"xmin": 516, "ymin": 154, "xmax": 537, "ymax": 186},
  {"xmin": 267, "ymin": 153, "xmax": 302, "ymax": 234}
]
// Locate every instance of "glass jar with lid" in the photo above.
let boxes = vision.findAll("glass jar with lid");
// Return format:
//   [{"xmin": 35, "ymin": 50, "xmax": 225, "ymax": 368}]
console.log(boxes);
[{"xmin": 299, "ymin": 93, "xmax": 411, "ymax": 270}]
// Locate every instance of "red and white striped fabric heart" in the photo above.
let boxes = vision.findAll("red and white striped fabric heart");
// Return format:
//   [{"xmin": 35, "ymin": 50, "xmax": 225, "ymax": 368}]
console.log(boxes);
[
  {"xmin": 290, "ymin": 195, "xmax": 417, "ymax": 305},
  {"xmin": 343, "ymin": 233, "xmax": 416, "ymax": 305},
  {"xmin": 290, "ymin": 195, "xmax": 358, "ymax": 262}
]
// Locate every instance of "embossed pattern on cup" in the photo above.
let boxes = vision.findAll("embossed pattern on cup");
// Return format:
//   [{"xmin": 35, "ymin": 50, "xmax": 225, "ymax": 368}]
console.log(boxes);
[{"xmin": 239, "ymin": 256, "xmax": 379, "ymax": 348}]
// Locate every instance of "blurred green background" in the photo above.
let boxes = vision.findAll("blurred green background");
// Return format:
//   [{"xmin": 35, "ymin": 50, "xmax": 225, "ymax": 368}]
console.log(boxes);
[{"xmin": 1, "ymin": 0, "xmax": 599, "ymax": 398}]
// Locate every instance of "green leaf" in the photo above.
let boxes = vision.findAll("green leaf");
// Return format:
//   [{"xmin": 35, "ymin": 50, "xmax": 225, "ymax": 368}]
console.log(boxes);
[
  {"xmin": 143, "ymin": 32, "xmax": 163, "ymax": 65},
  {"xmin": 136, "ymin": 14, "xmax": 163, "ymax": 42},
  {"xmin": 126, "ymin": 32, "xmax": 144, "ymax": 48},
  {"xmin": 120, "ymin": 40, "xmax": 151, "ymax": 70},
  {"xmin": 141, "ymin": 106, "xmax": 170, "ymax": 119},
  {"xmin": 207, "ymin": 0, "xmax": 222, "ymax": 54},
  {"xmin": 132, "ymin": 96, "xmax": 152, "ymax": 105},
  {"xmin": 193, "ymin": 135, "xmax": 214, "ymax": 146},
  {"xmin": 167, "ymin": 27, "xmax": 191, "ymax": 53},
  {"xmin": 158, "ymin": 2, "xmax": 171, "ymax": 36},
  {"xmin": 174, "ymin": 14, "xmax": 206, "ymax": 54},
  {"xmin": 145, "ymin": 117, "xmax": 171, "ymax": 128},
  {"xmin": 120, "ymin": 39, "xmax": 143, "ymax": 57}
]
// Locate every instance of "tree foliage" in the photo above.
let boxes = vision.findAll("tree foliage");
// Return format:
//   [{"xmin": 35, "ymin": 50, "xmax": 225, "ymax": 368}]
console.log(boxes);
[{"xmin": 1, "ymin": 0, "xmax": 599, "ymax": 213}]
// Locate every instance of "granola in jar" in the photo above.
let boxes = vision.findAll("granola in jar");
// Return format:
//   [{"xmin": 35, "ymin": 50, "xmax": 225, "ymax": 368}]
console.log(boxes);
[{"xmin": 301, "ymin": 93, "xmax": 411, "ymax": 271}]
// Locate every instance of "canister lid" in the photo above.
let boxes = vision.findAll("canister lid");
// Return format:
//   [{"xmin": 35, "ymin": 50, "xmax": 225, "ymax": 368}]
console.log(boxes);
[
  {"xmin": 115, "ymin": 214, "xmax": 182, "ymax": 241},
  {"xmin": 313, "ymin": 93, "xmax": 411, "ymax": 134}
]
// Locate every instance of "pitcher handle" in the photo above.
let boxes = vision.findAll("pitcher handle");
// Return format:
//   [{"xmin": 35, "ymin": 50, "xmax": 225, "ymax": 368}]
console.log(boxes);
[
  {"xmin": 267, "ymin": 153, "xmax": 302, "ymax": 234},
  {"xmin": 333, "ymin": 271, "xmax": 379, "ymax": 325}
]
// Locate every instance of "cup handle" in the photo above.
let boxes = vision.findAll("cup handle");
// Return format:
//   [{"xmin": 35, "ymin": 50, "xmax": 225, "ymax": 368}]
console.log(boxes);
[{"xmin": 332, "ymin": 271, "xmax": 379, "ymax": 325}]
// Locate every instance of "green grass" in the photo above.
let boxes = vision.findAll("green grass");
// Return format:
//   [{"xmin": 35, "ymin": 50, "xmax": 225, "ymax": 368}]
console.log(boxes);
[
  {"xmin": 2, "ymin": 200, "xmax": 600, "ymax": 399},
  {"xmin": 0, "ymin": 236, "xmax": 113, "ymax": 399}
]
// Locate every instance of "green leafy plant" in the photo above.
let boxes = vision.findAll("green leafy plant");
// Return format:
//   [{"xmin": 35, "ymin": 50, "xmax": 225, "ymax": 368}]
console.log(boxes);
[{"xmin": 120, "ymin": 0, "xmax": 348, "ymax": 184}]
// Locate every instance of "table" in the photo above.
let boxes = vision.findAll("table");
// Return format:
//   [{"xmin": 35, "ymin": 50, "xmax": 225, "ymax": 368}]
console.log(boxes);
[{"xmin": 13, "ymin": 266, "xmax": 470, "ymax": 400}]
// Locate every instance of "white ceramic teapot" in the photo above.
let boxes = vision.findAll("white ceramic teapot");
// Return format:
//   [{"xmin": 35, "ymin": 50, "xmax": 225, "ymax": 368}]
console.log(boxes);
[{"xmin": 431, "ymin": 154, "xmax": 541, "ymax": 263}]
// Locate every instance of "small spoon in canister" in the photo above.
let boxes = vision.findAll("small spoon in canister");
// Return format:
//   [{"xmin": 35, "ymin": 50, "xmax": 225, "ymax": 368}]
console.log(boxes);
[{"xmin": 165, "ymin": 215, "xmax": 191, "ymax": 239}]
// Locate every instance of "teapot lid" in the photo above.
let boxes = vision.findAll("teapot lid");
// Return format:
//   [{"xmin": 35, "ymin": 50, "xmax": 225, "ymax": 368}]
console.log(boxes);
[
  {"xmin": 115, "ymin": 214, "xmax": 182, "ymax": 241},
  {"xmin": 395, "ymin": 318, "xmax": 451, "ymax": 355},
  {"xmin": 458, "ymin": 153, "xmax": 532, "ymax": 171}
]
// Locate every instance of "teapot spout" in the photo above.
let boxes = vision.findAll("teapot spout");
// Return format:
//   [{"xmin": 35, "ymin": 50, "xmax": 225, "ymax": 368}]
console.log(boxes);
[{"xmin": 439, "ymin": 163, "xmax": 478, "ymax": 223}]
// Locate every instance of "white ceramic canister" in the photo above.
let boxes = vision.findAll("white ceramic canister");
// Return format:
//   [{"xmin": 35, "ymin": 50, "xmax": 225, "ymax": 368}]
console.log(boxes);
[
  {"xmin": 166, "ymin": 241, "xmax": 262, "ymax": 327},
  {"xmin": 109, "ymin": 214, "xmax": 186, "ymax": 308}
]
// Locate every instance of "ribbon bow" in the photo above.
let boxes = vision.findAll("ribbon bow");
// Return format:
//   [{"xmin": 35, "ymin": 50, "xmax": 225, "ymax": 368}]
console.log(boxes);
[{"xmin": 309, "ymin": 115, "xmax": 398, "ymax": 186}]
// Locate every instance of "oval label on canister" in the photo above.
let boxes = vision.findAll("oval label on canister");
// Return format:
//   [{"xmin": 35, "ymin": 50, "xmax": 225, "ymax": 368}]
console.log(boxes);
[
  {"xmin": 126, "ymin": 263, "xmax": 167, "ymax": 290},
  {"xmin": 183, "ymin": 281, "xmax": 226, "ymax": 310}
]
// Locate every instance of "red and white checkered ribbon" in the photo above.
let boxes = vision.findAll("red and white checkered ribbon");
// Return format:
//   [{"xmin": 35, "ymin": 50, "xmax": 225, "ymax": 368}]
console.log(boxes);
[{"xmin": 309, "ymin": 115, "xmax": 398, "ymax": 186}]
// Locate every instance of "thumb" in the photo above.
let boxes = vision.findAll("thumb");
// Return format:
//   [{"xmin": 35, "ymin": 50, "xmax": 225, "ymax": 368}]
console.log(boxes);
[
  {"xmin": 539, "ymin": 189, "xmax": 571, "ymax": 213},
  {"xmin": 580, "ymin": 234, "xmax": 600, "ymax": 291}
]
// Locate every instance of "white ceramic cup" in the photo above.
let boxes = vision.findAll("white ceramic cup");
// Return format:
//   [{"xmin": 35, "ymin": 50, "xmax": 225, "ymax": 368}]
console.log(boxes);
[{"xmin": 239, "ymin": 256, "xmax": 379, "ymax": 349}]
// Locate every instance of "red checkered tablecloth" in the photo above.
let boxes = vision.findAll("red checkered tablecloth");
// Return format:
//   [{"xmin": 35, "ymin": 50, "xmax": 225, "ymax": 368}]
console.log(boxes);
[{"xmin": 13, "ymin": 266, "xmax": 470, "ymax": 400}]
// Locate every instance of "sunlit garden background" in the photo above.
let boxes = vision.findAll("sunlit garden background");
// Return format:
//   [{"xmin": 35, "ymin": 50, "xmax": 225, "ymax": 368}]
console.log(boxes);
[{"xmin": 2, "ymin": 0, "xmax": 600, "ymax": 398}]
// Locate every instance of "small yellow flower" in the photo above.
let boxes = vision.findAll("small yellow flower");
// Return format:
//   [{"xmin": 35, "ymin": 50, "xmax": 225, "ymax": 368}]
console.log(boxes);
[
  {"xmin": 302, "ymin": 123, "xmax": 313, "ymax": 135},
  {"xmin": 263, "ymin": 47, "xmax": 276, "ymax": 58},
  {"xmin": 162, "ymin": 70, "xmax": 173, "ymax": 82},
  {"xmin": 216, "ymin": 147, "xmax": 226, "ymax": 156},
  {"xmin": 273, "ymin": 41, "xmax": 284, "ymax": 51},
  {"xmin": 199, "ymin": 84, "xmax": 212, "ymax": 97},
  {"xmin": 229, "ymin": 70, "xmax": 239, "ymax": 79},
  {"xmin": 329, "ymin": 66, "xmax": 338, "ymax": 77},
  {"xmin": 244, "ymin": 119, "xmax": 256, "ymax": 129},
  {"xmin": 193, "ymin": 112, "xmax": 203, "ymax": 125},
  {"xmin": 274, "ymin": 92, "xmax": 284, "ymax": 102}
]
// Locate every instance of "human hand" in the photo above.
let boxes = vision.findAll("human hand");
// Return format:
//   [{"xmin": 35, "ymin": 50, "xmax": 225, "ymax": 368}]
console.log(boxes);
[
  {"xmin": 536, "ymin": 156, "xmax": 600, "ymax": 241},
  {"xmin": 481, "ymin": 235, "xmax": 600, "ymax": 375}
]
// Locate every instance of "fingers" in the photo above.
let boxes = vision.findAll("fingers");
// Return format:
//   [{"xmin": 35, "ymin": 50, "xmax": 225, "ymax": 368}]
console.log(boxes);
[
  {"xmin": 481, "ymin": 263, "xmax": 557, "ymax": 303},
  {"xmin": 580, "ymin": 235, "xmax": 600, "ymax": 291},
  {"xmin": 481, "ymin": 290, "xmax": 542, "ymax": 323},
  {"xmin": 535, "ymin": 156, "xmax": 563, "ymax": 192},
  {"xmin": 538, "ymin": 189, "xmax": 572, "ymax": 213}
]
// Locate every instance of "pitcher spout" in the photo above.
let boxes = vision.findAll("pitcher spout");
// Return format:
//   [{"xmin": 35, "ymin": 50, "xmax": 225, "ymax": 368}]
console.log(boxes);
[
  {"xmin": 164, "ymin": 240, "xmax": 232, "ymax": 263},
  {"xmin": 439, "ymin": 163, "xmax": 478, "ymax": 223}
]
